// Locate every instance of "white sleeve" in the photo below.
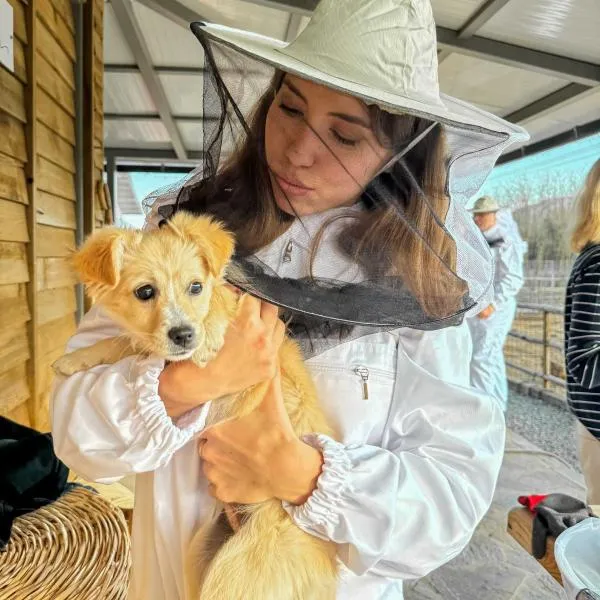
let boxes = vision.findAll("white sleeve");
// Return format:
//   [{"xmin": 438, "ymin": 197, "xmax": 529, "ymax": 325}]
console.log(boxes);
[
  {"xmin": 284, "ymin": 324, "xmax": 505, "ymax": 579},
  {"xmin": 494, "ymin": 242, "xmax": 524, "ymax": 306},
  {"xmin": 51, "ymin": 305, "xmax": 211, "ymax": 484}
]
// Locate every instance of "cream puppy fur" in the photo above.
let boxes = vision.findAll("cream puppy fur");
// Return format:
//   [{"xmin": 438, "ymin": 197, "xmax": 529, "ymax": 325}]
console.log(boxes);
[{"xmin": 53, "ymin": 211, "xmax": 338, "ymax": 600}]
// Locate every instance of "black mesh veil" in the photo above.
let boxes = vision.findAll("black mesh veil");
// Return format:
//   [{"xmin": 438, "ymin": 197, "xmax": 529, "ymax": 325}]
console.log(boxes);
[{"xmin": 142, "ymin": 23, "xmax": 525, "ymax": 357}]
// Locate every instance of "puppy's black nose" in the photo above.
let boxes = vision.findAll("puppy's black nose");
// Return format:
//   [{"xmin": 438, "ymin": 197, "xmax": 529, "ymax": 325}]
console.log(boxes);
[{"xmin": 168, "ymin": 326, "xmax": 196, "ymax": 348}]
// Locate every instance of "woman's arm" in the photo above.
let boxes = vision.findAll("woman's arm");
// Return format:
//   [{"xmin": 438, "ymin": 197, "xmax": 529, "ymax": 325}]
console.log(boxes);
[
  {"xmin": 566, "ymin": 264, "xmax": 600, "ymax": 389},
  {"xmin": 51, "ymin": 305, "xmax": 212, "ymax": 483},
  {"xmin": 283, "ymin": 324, "xmax": 505, "ymax": 579}
]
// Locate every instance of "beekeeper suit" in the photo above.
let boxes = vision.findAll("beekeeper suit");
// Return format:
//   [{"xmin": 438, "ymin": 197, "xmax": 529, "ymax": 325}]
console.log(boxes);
[{"xmin": 468, "ymin": 196, "xmax": 527, "ymax": 412}]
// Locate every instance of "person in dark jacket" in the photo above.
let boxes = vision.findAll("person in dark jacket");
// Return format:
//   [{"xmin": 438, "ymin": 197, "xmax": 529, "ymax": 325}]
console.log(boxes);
[{"xmin": 565, "ymin": 158, "xmax": 600, "ymax": 504}]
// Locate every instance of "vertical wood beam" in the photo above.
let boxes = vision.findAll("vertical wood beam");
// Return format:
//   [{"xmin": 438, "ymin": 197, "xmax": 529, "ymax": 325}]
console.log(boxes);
[{"xmin": 24, "ymin": 0, "xmax": 40, "ymax": 428}]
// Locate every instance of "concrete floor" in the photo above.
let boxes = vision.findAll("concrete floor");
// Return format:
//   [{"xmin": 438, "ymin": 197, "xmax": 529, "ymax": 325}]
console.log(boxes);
[{"xmin": 404, "ymin": 429, "xmax": 585, "ymax": 600}]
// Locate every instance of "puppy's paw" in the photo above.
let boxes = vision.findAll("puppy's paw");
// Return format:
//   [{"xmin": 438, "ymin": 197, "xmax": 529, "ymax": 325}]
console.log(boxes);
[{"xmin": 52, "ymin": 355, "xmax": 89, "ymax": 377}]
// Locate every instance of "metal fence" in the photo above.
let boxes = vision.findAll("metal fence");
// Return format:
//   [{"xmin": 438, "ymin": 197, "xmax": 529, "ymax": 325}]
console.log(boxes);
[{"xmin": 505, "ymin": 302, "xmax": 566, "ymax": 400}]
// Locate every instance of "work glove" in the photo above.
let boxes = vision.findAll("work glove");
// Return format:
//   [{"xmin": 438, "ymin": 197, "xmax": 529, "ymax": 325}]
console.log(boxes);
[{"xmin": 531, "ymin": 493, "xmax": 593, "ymax": 559}]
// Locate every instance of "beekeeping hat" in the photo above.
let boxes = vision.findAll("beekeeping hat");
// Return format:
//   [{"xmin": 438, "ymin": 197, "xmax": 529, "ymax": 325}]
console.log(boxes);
[
  {"xmin": 143, "ymin": 0, "xmax": 529, "ymax": 356},
  {"xmin": 470, "ymin": 196, "xmax": 501, "ymax": 214}
]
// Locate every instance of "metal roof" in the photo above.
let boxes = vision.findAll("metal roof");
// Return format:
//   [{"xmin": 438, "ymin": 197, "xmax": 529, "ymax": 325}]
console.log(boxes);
[{"xmin": 104, "ymin": 0, "xmax": 600, "ymax": 170}]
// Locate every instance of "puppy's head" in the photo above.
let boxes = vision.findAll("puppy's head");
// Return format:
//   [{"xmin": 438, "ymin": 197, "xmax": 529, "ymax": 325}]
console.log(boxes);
[{"xmin": 73, "ymin": 212, "xmax": 236, "ymax": 361}]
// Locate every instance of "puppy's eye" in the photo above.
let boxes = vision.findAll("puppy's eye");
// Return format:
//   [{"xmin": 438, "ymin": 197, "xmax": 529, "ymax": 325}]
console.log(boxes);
[
  {"xmin": 189, "ymin": 282, "xmax": 203, "ymax": 296},
  {"xmin": 135, "ymin": 285, "xmax": 155, "ymax": 301}
]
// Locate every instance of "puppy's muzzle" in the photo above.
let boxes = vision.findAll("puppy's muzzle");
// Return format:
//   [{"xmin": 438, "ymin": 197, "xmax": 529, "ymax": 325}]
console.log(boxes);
[{"xmin": 168, "ymin": 326, "xmax": 196, "ymax": 349}]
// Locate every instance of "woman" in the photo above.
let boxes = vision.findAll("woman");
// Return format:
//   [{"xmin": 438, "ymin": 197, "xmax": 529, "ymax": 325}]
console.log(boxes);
[
  {"xmin": 565, "ymin": 158, "xmax": 600, "ymax": 505},
  {"xmin": 51, "ymin": 0, "xmax": 527, "ymax": 598}
]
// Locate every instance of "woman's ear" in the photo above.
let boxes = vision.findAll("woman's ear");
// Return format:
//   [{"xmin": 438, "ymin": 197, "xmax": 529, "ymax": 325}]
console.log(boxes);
[
  {"xmin": 72, "ymin": 228, "xmax": 131, "ymax": 288},
  {"xmin": 170, "ymin": 212, "xmax": 236, "ymax": 277}
]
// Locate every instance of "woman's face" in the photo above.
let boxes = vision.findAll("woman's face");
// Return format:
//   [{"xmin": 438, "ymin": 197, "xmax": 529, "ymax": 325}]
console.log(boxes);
[{"xmin": 265, "ymin": 75, "xmax": 392, "ymax": 216}]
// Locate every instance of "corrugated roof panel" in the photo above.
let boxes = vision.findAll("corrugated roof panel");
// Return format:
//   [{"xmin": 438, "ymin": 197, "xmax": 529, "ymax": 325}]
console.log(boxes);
[
  {"xmin": 104, "ymin": 72, "xmax": 156, "ymax": 114},
  {"xmin": 430, "ymin": 0, "xmax": 487, "ymax": 29},
  {"xmin": 439, "ymin": 54, "xmax": 567, "ymax": 116},
  {"xmin": 182, "ymin": 0, "xmax": 290, "ymax": 39},
  {"xmin": 478, "ymin": 0, "xmax": 600, "ymax": 64},
  {"xmin": 158, "ymin": 72, "xmax": 273, "ymax": 117},
  {"xmin": 104, "ymin": 120, "xmax": 173, "ymax": 148},
  {"xmin": 104, "ymin": 3, "xmax": 136, "ymax": 64},
  {"xmin": 132, "ymin": 1, "xmax": 205, "ymax": 68}
]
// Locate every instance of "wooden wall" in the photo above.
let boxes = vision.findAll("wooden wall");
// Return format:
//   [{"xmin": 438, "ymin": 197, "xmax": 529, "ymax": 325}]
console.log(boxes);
[{"xmin": 0, "ymin": 0, "xmax": 107, "ymax": 430}]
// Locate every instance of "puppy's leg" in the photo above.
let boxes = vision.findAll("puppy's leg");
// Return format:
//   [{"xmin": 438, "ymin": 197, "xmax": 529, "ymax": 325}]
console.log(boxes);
[{"xmin": 52, "ymin": 336, "xmax": 137, "ymax": 376}]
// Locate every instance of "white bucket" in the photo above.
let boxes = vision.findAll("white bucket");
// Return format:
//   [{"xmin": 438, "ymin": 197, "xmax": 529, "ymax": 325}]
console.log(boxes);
[{"xmin": 555, "ymin": 518, "xmax": 600, "ymax": 599}]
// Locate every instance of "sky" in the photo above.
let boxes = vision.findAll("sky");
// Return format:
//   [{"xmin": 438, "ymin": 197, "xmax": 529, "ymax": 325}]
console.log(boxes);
[{"xmin": 124, "ymin": 133, "xmax": 600, "ymax": 224}]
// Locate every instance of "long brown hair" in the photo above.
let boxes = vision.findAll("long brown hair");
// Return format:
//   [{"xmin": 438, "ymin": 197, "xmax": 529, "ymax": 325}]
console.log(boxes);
[
  {"xmin": 570, "ymin": 158, "xmax": 600, "ymax": 253},
  {"xmin": 181, "ymin": 74, "xmax": 466, "ymax": 319}
]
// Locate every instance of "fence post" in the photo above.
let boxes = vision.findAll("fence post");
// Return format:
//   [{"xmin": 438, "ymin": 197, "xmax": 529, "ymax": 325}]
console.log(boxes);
[{"xmin": 543, "ymin": 310, "xmax": 551, "ymax": 389}]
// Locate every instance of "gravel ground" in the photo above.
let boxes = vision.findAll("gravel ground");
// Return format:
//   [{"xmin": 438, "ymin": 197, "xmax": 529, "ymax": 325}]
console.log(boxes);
[{"xmin": 506, "ymin": 387, "xmax": 581, "ymax": 473}]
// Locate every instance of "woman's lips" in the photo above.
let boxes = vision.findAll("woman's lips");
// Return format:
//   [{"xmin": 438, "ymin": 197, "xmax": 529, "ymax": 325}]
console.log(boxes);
[{"xmin": 274, "ymin": 173, "xmax": 313, "ymax": 197}]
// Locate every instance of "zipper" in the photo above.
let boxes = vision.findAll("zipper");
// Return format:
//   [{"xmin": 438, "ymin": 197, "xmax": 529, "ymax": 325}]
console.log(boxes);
[
  {"xmin": 353, "ymin": 366, "xmax": 370, "ymax": 400},
  {"xmin": 283, "ymin": 240, "xmax": 293, "ymax": 263}
]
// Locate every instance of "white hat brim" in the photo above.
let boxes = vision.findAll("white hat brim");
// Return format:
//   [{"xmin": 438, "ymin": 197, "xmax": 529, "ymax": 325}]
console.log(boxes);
[{"xmin": 192, "ymin": 22, "xmax": 529, "ymax": 144}]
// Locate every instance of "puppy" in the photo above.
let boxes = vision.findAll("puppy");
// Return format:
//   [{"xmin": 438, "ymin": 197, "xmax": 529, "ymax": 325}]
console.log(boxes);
[{"xmin": 53, "ymin": 211, "xmax": 338, "ymax": 600}]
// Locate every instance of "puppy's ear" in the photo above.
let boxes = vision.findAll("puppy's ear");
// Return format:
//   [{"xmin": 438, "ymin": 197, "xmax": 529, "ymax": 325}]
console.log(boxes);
[
  {"xmin": 72, "ymin": 228, "xmax": 131, "ymax": 288},
  {"xmin": 171, "ymin": 212, "xmax": 235, "ymax": 277}
]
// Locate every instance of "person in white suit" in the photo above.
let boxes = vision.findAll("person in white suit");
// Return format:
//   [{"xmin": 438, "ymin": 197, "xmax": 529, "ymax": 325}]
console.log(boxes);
[
  {"xmin": 50, "ymin": 1, "xmax": 528, "ymax": 598},
  {"xmin": 468, "ymin": 196, "xmax": 527, "ymax": 412}
]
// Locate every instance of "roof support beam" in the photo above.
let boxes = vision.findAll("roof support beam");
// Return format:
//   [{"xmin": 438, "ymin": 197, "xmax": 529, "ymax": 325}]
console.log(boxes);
[
  {"xmin": 105, "ymin": 147, "xmax": 204, "ymax": 162},
  {"xmin": 498, "ymin": 118, "xmax": 600, "ymax": 164},
  {"xmin": 105, "ymin": 112, "xmax": 209, "ymax": 122},
  {"xmin": 436, "ymin": 27, "xmax": 600, "ymax": 86},
  {"xmin": 111, "ymin": 0, "xmax": 188, "ymax": 160},
  {"xmin": 106, "ymin": 64, "xmax": 205, "ymax": 75},
  {"xmin": 239, "ymin": 0, "xmax": 316, "ymax": 16},
  {"xmin": 504, "ymin": 83, "xmax": 594, "ymax": 124},
  {"xmin": 457, "ymin": 0, "xmax": 512, "ymax": 39}
]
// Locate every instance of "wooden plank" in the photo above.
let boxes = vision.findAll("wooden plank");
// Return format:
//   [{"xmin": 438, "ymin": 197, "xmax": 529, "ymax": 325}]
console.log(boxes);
[
  {"xmin": 50, "ymin": 0, "xmax": 75, "ymax": 34},
  {"xmin": 507, "ymin": 507, "xmax": 562, "ymax": 584},
  {"xmin": 38, "ymin": 287, "xmax": 76, "ymax": 326},
  {"xmin": 37, "ymin": 87, "xmax": 75, "ymax": 145},
  {"xmin": 38, "ymin": 0, "xmax": 76, "ymax": 60},
  {"xmin": 0, "ymin": 297, "xmax": 30, "ymax": 329},
  {"xmin": 37, "ymin": 257, "xmax": 76, "ymax": 291},
  {"xmin": 13, "ymin": 37, "xmax": 27, "ymax": 84},
  {"xmin": 36, "ymin": 16, "xmax": 74, "ymax": 91},
  {"xmin": 94, "ymin": 146, "xmax": 104, "ymax": 172},
  {"xmin": 37, "ymin": 54, "xmax": 75, "ymax": 118},
  {"xmin": 0, "ymin": 199, "xmax": 29, "ymax": 242},
  {"xmin": 0, "ymin": 326, "xmax": 30, "ymax": 375},
  {"xmin": 37, "ymin": 191, "xmax": 76, "ymax": 228},
  {"xmin": 37, "ymin": 121, "xmax": 75, "ymax": 173},
  {"xmin": 39, "ymin": 314, "xmax": 76, "ymax": 356},
  {"xmin": 0, "ymin": 159, "xmax": 27, "ymax": 204},
  {"xmin": 5, "ymin": 402, "xmax": 31, "ymax": 427},
  {"xmin": 0, "ymin": 67, "xmax": 26, "ymax": 123},
  {"xmin": 36, "ymin": 224, "xmax": 75, "ymax": 257},
  {"xmin": 0, "ymin": 114, "xmax": 27, "ymax": 163},
  {"xmin": 0, "ymin": 242, "xmax": 29, "ymax": 285},
  {"xmin": 0, "ymin": 364, "xmax": 30, "ymax": 415},
  {"xmin": 38, "ymin": 345, "xmax": 64, "ymax": 394},
  {"xmin": 0, "ymin": 284, "xmax": 21, "ymax": 299},
  {"xmin": 37, "ymin": 156, "xmax": 75, "ymax": 201},
  {"xmin": 6, "ymin": 0, "xmax": 27, "ymax": 44}
]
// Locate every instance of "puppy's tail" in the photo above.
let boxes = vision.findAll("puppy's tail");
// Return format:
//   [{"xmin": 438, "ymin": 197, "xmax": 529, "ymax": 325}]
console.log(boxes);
[{"xmin": 198, "ymin": 499, "xmax": 338, "ymax": 600}]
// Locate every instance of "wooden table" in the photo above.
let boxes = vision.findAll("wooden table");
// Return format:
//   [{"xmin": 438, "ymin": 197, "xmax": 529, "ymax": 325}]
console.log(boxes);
[{"xmin": 507, "ymin": 505, "xmax": 600, "ymax": 585}]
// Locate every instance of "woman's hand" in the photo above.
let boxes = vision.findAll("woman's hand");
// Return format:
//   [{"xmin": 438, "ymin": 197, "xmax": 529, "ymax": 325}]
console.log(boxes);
[
  {"xmin": 158, "ymin": 293, "xmax": 286, "ymax": 419},
  {"xmin": 199, "ymin": 368, "xmax": 323, "ymax": 505}
]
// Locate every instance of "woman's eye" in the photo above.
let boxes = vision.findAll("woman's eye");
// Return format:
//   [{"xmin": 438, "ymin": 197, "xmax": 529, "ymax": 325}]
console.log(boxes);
[
  {"xmin": 134, "ymin": 285, "xmax": 155, "ymax": 301},
  {"xmin": 189, "ymin": 282, "xmax": 203, "ymax": 295},
  {"xmin": 279, "ymin": 103, "xmax": 302, "ymax": 117},
  {"xmin": 332, "ymin": 130, "xmax": 359, "ymax": 147}
]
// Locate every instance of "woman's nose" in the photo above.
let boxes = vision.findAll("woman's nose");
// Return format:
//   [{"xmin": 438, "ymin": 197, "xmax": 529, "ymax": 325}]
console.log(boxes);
[{"xmin": 284, "ymin": 123, "xmax": 320, "ymax": 168}]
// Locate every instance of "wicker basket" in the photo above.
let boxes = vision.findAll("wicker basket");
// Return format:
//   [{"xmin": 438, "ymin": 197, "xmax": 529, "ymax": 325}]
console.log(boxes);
[{"xmin": 0, "ymin": 486, "xmax": 131, "ymax": 600}]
